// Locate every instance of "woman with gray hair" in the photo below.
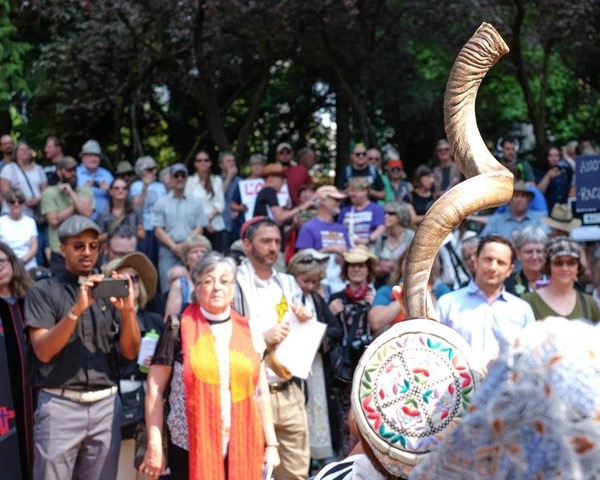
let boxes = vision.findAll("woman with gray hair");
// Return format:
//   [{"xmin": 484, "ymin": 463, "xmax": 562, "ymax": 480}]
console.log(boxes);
[
  {"xmin": 505, "ymin": 225, "xmax": 548, "ymax": 296},
  {"xmin": 130, "ymin": 156, "xmax": 167, "ymax": 265},
  {"xmin": 139, "ymin": 252, "xmax": 280, "ymax": 479}
]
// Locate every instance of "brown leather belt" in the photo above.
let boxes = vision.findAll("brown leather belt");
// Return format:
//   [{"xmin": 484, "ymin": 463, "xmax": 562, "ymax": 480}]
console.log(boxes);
[{"xmin": 269, "ymin": 380, "xmax": 293, "ymax": 394}]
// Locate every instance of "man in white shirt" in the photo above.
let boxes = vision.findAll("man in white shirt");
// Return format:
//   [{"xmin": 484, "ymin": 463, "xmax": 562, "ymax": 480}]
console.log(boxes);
[
  {"xmin": 435, "ymin": 234, "xmax": 535, "ymax": 366},
  {"xmin": 235, "ymin": 216, "xmax": 311, "ymax": 480}
]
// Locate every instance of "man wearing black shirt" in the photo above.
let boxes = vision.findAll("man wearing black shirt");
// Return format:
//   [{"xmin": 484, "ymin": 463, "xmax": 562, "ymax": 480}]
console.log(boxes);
[
  {"xmin": 335, "ymin": 143, "xmax": 386, "ymax": 201},
  {"xmin": 25, "ymin": 215, "xmax": 140, "ymax": 480}
]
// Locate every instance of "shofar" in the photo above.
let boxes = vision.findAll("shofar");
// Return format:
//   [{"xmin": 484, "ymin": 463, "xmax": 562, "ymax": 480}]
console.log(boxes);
[{"xmin": 404, "ymin": 22, "xmax": 514, "ymax": 320}]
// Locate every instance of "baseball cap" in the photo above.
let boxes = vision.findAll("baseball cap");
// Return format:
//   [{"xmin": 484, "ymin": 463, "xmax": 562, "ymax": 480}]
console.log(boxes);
[
  {"xmin": 57, "ymin": 156, "xmax": 78, "ymax": 170},
  {"xmin": 276, "ymin": 142, "xmax": 292, "ymax": 153},
  {"xmin": 170, "ymin": 163, "xmax": 188, "ymax": 176},
  {"xmin": 387, "ymin": 159, "xmax": 404, "ymax": 169},
  {"xmin": 545, "ymin": 237, "xmax": 581, "ymax": 261},
  {"xmin": 314, "ymin": 185, "xmax": 346, "ymax": 200}
]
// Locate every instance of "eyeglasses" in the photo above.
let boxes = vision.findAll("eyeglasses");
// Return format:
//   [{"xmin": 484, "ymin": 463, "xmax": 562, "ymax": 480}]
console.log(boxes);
[
  {"xmin": 112, "ymin": 185, "xmax": 128, "ymax": 191},
  {"xmin": 437, "ymin": 147, "xmax": 451, "ymax": 152},
  {"xmin": 68, "ymin": 241, "xmax": 100, "ymax": 252},
  {"xmin": 173, "ymin": 172, "xmax": 187, "ymax": 179},
  {"xmin": 144, "ymin": 167, "xmax": 157, "ymax": 173},
  {"xmin": 118, "ymin": 172, "xmax": 135, "ymax": 177},
  {"xmin": 390, "ymin": 168, "xmax": 402, "ymax": 173},
  {"xmin": 551, "ymin": 258, "xmax": 578, "ymax": 267},
  {"xmin": 298, "ymin": 256, "xmax": 328, "ymax": 265},
  {"xmin": 7, "ymin": 199, "xmax": 24, "ymax": 205},
  {"xmin": 367, "ymin": 157, "xmax": 381, "ymax": 162},
  {"xmin": 64, "ymin": 167, "xmax": 77, "ymax": 172},
  {"xmin": 354, "ymin": 151, "xmax": 366, "ymax": 157},
  {"xmin": 195, "ymin": 157, "xmax": 211, "ymax": 163}
]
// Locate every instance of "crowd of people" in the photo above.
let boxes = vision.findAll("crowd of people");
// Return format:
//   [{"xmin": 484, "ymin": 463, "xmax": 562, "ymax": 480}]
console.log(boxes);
[{"xmin": 1, "ymin": 133, "xmax": 600, "ymax": 480}]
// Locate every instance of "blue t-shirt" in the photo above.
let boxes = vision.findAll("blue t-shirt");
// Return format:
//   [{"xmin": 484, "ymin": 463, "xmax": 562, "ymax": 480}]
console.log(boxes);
[{"xmin": 130, "ymin": 180, "xmax": 167, "ymax": 230}]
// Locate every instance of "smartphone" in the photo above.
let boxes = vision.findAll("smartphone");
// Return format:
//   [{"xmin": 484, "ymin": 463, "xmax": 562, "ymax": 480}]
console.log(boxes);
[
  {"xmin": 91, "ymin": 278, "xmax": 129, "ymax": 299},
  {"xmin": 262, "ymin": 464, "xmax": 273, "ymax": 480}
]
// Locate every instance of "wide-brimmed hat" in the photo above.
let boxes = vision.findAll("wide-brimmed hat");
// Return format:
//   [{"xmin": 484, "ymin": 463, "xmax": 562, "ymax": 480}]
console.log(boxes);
[
  {"xmin": 352, "ymin": 319, "xmax": 485, "ymax": 478},
  {"xmin": 545, "ymin": 236, "xmax": 581, "ymax": 261},
  {"xmin": 104, "ymin": 252, "xmax": 158, "ymax": 300},
  {"xmin": 543, "ymin": 203, "xmax": 582, "ymax": 232},
  {"xmin": 343, "ymin": 245, "xmax": 377, "ymax": 266},
  {"xmin": 262, "ymin": 163, "xmax": 286, "ymax": 178},
  {"xmin": 290, "ymin": 248, "xmax": 329, "ymax": 264}
]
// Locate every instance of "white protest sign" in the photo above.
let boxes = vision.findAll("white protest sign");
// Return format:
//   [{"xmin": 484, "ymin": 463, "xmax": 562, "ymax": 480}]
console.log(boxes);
[{"xmin": 239, "ymin": 178, "xmax": 291, "ymax": 221}]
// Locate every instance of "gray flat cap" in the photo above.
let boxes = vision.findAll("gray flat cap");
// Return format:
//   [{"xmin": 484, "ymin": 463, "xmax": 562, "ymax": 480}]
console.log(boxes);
[{"xmin": 58, "ymin": 215, "xmax": 101, "ymax": 243}]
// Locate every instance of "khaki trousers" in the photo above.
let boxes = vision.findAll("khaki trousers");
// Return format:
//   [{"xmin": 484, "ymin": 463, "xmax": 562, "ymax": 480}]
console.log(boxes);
[{"xmin": 271, "ymin": 382, "xmax": 310, "ymax": 480}]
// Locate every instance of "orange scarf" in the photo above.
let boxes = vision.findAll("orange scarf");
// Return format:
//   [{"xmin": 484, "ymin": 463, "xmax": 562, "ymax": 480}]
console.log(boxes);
[{"xmin": 181, "ymin": 304, "xmax": 264, "ymax": 480}]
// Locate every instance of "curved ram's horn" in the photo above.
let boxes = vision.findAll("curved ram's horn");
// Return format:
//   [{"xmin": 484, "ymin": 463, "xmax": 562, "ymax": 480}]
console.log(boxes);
[{"xmin": 404, "ymin": 23, "xmax": 513, "ymax": 319}]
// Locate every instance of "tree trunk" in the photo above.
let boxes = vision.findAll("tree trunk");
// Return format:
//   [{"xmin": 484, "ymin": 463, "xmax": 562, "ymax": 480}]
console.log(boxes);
[
  {"xmin": 0, "ymin": 109, "xmax": 11, "ymax": 135},
  {"xmin": 335, "ymin": 84, "xmax": 350, "ymax": 184}
]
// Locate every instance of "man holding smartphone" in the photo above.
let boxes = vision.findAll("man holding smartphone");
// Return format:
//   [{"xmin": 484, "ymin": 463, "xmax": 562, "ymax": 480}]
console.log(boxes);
[{"xmin": 24, "ymin": 215, "xmax": 141, "ymax": 480}]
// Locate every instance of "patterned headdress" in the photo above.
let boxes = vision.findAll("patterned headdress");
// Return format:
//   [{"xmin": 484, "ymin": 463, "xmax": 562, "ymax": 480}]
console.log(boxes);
[
  {"xmin": 409, "ymin": 317, "xmax": 600, "ymax": 480},
  {"xmin": 352, "ymin": 320, "xmax": 485, "ymax": 478}
]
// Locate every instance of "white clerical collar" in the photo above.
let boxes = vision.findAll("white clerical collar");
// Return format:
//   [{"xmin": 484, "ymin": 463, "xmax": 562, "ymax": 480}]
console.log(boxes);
[{"xmin": 200, "ymin": 305, "xmax": 231, "ymax": 322}]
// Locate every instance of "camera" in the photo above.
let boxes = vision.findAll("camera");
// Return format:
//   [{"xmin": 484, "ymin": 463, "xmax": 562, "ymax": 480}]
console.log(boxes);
[
  {"xmin": 92, "ymin": 180, "xmax": 101, "ymax": 188},
  {"xmin": 351, "ymin": 333, "xmax": 372, "ymax": 351}
]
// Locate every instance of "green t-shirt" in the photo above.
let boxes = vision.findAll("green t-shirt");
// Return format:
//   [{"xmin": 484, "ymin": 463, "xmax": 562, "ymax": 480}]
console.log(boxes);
[
  {"xmin": 41, "ymin": 185, "xmax": 94, "ymax": 253},
  {"xmin": 522, "ymin": 290, "xmax": 600, "ymax": 322}
]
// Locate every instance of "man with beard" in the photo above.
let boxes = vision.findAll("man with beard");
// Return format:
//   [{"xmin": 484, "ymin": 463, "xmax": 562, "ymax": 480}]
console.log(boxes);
[
  {"xmin": 435, "ymin": 234, "xmax": 535, "ymax": 367},
  {"xmin": 24, "ymin": 215, "xmax": 140, "ymax": 480},
  {"xmin": 235, "ymin": 217, "xmax": 312, "ymax": 480},
  {"xmin": 41, "ymin": 156, "xmax": 94, "ymax": 273},
  {"xmin": 0, "ymin": 134, "xmax": 14, "ymax": 171}
]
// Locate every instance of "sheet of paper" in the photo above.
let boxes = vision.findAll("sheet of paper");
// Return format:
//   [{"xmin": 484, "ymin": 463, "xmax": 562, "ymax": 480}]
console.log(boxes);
[
  {"xmin": 275, "ymin": 315, "xmax": 327, "ymax": 379},
  {"xmin": 239, "ymin": 178, "xmax": 291, "ymax": 221}
]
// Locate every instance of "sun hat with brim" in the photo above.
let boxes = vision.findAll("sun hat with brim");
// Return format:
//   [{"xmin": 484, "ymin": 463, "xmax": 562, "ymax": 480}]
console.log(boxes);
[
  {"xmin": 262, "ymin": 163, "xmax": 286, "ymax": 178},
  {"xmin": 545, "ymin": 237, "xmax": 581, "ymax": 261},
  {"xmin": 79, "ymin": 139, "xmax": 102, "ymax": 157},
  {"xmin": 343, "ymin": 245, "xmax": 377, "ymax": 265},
  {"xmin": 315, "ymin": 185, "xmax": 346, "ymax": 200},
  {"xmin": 352, "ymin": 319, "xmax": 485, "ymax": 478},
  {"xmin": 104, "ymin": 252, "xmax": 158, "ymax": 301},
  {"xmin": 543, "ymin": 203, "xmax": 582, "ymax": 232}
]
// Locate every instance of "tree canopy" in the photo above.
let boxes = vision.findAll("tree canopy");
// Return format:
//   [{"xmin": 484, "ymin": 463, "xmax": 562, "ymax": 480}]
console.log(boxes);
[{"xmin": 4, "ymin": 0, "xmax": 600, "ymax": 174}]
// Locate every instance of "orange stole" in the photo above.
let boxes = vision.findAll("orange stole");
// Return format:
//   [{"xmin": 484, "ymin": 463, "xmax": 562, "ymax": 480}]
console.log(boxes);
[{"xmin": 181, "ymin": 304, "xmax": 264, "ymax": 480}]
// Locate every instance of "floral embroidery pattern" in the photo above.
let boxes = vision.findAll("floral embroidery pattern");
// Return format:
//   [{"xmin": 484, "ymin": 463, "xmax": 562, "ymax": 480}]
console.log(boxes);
[{"xmin": 358, "ymin": 332, "xmax": 475, "ymax": 455}]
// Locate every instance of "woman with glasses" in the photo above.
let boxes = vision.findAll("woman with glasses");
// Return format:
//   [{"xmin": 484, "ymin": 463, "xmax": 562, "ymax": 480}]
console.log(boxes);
[
  {"xmin": 97, "ymin": 178, "xmax": 139, "ymax": 241},
  {"xmin": 0, "ymin": 189, "xmax": 38, "ymax": 271},
  {"xmin": 327, "ymin": 246, "xmax": 377, "ymax": 456},
  {"xmin": 505, "ymin": 226, "xmax": 548, "ymax": 296},
  {"xmin": 130, "ymin": 156, "xmax": 166, "ymax": 266},
  {"xmin": 373, "ymin": 201, "xmax": 415, "ymax": 287},
  {"xmin": 0, "ymin": 242, "xmax": 35, "ymax": 479},
  {"xmin": 0, "ymin": 140, "xmax": 47, "ymax": 218},
  {"xmin": 139, "ymin": 253, "xmax": 279, "ymax": 479},
  {"xmin": 104, "ymin": 252, "xmax": 163, "ymax": 480},
  {"xmin": 522, "ymin": 237, "xmax": 600, "ymax": 321},
  {"xmin": 185, "ymin": 150, "xmax": 226, "ymax": 252}
]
